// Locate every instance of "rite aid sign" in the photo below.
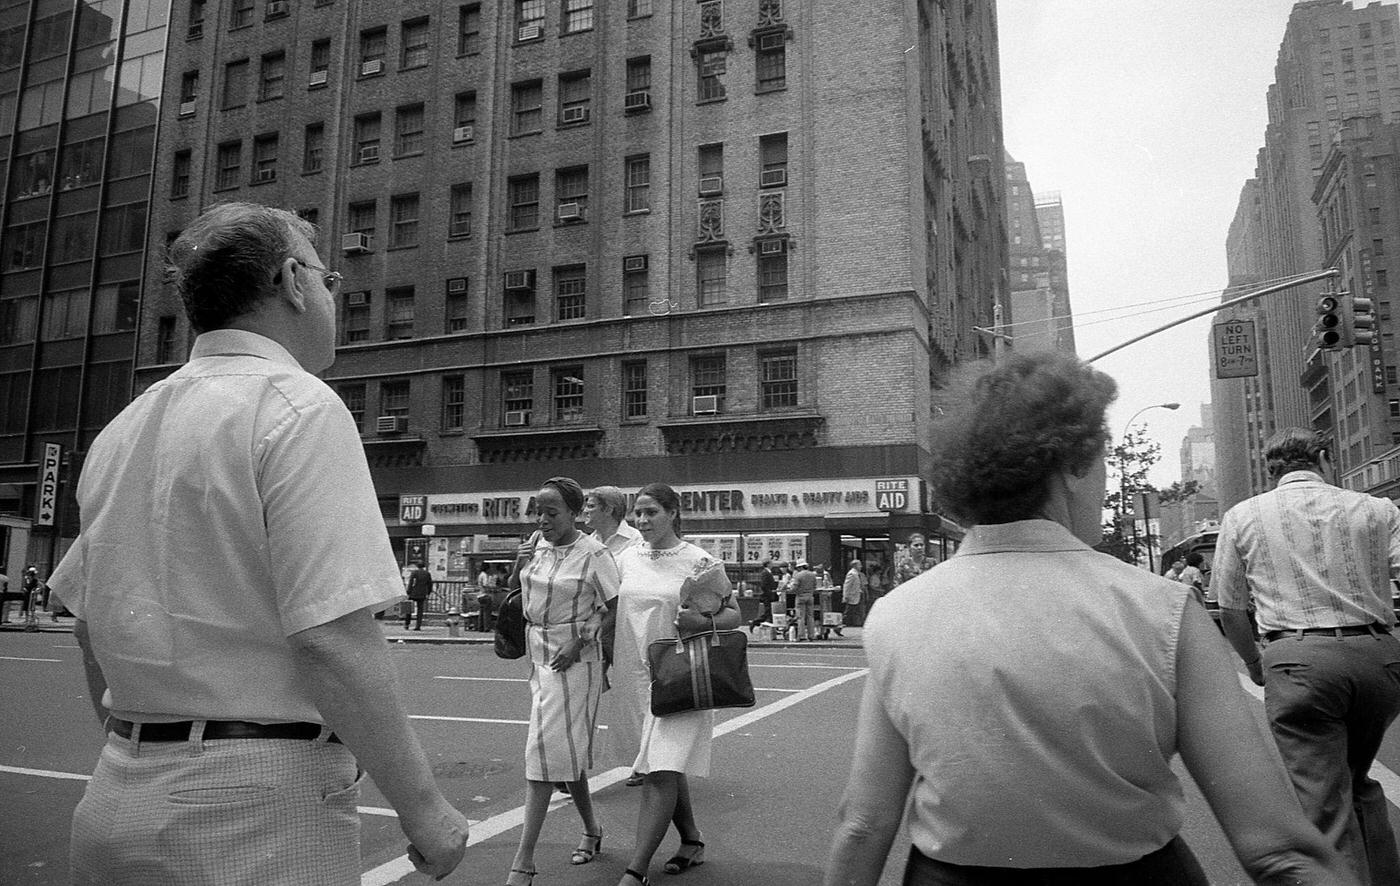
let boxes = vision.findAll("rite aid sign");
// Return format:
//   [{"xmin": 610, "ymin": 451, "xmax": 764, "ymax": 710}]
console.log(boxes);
[{"xmin": 875, "ymin": 479, "xmax": 910, "ymax": 511}]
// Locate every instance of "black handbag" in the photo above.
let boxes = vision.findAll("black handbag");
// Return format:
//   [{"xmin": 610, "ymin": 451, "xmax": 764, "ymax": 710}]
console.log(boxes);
[
  {"xmin": 493, "ymin": 589, "xmax": 526, "ymax": 660},
  {"xmin": 646, "ymin": 625, "xmax": 755, "ymax": 717}
]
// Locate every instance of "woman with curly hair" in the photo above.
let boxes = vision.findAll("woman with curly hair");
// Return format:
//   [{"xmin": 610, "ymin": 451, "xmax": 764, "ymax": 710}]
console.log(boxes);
[{"xmin": 824, "ymin": 351, "xmax": 1359, "ymax": 886}]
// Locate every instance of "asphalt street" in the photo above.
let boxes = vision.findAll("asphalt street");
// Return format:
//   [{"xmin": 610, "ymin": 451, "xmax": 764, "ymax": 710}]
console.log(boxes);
[{"xmin": 3, "ymin": 630, "xmax": 1400, "ymax": 885}]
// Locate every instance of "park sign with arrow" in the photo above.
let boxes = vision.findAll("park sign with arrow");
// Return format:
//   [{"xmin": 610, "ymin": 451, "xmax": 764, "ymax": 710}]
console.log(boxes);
[{"xmin": 37, "ymin": 442, "xmax": 60, "ymax": 527}]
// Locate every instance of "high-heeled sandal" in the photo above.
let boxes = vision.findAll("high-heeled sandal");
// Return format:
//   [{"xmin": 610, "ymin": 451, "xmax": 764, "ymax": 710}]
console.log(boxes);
[
  {"xmin": 504, "ymin": 866, "xmax": 536, "ymax": 886},
  {"xmin": 621, "ymin": 868, "xmax": 649, "ymax": 886},
  {"xmin": 571, "ymin": 830, "xmax": 602, "ymax": 865},
  {"xmin": 662, "ymin": 839, "xmax": 704, "ymax": 874}
]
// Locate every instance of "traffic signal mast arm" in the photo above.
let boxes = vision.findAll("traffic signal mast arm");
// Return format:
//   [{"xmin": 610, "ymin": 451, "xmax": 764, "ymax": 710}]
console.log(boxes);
[{"xmin": 1086, "ymin": 268, "xmax": 1341, "ymax": 364}]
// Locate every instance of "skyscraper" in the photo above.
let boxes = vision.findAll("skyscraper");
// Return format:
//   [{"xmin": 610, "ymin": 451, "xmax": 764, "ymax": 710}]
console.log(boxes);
[{"xmin": 1004, "ymin": 153, "xmax": 1074, "ymax": 354}]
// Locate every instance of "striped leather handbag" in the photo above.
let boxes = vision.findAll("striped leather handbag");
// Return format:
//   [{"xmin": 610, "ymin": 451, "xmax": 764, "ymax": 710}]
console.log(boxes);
[{"xmin": 647, "ymin": 626, "xmax": 755, "ymax": 717}]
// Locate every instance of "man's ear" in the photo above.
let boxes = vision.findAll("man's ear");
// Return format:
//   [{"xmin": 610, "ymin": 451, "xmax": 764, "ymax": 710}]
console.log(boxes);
[{"xmin": 277, "ymin": 257, "xmax": 306, "ymax": 312}]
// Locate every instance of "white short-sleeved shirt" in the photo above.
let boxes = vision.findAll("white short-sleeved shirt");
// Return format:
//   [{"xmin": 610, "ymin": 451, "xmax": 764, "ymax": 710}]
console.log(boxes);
[{"xmin": 49, "ymin": 330, "xmax": 405, "ymax": 723}]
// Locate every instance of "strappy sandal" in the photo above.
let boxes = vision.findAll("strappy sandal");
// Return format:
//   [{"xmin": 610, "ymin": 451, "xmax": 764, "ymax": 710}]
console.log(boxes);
[
  {"xmin": 663, "ymin": 839, "xmax": 704, "ymax": 874},
  {"xmin": 504, "ymin": 867, "xmax": 535, "ymax": 886},
  {"xmin": 570, "ymin": 830, "xmax": 602, "ymax": 865},
  {"xmin": 622, "ymin": 868, "xmax": 650, "ymax": 886}
]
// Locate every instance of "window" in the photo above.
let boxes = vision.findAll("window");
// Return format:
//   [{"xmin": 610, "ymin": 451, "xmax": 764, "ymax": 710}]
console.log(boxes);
[
  {"xmin": 556, "ymin": 166, "xmax": 589, "ymax": 222},
  {"xmin": 359, "ymin": 27, "xmax": 386, "ymax": 73},
  {"xmin": 92, "ymin": 282, "xmax": 139, "ymax": 334},
  {"xmin": 303, "ymin": 122, "xmax": 324, "ymax": 172},
  {"xmin": 32, "ymin": 366, "xmax": 82, "ymax": 431},
  {"xmin": 512, "ymin": 80, "xmax": 543, "ymax": 134},
  {"xmin": 553, "ymin": 367, "xmax": 584, "ymax": 422},
  {"xmin": 626, "ymin": 56, "xmax": 651, "ymax": 105},
  {"xmin": 339, "ymin": 384, "xmax": 366, "ymax": 431},
  {"xmin": 1379, "ymin": 270, "xmax": 1389, "ymax": 288},
  {"xmin": 1376, "ymin": 238, "xmax": 1387, "ymax": 256},
  {"xmin": 760, "ymin": 350, "xmax": 797, "ymax": 409},
  {"xmin": 516, "ymin": 0, "xmax": 545, "ymax": 38},
  {"xmin": 759, "ymin": 248, "xmax": 788, "ymax": 301},
  {"xmin": 760, "ymin": 132, "xmax": 788, "ymax": 186},
  {"xmin": 108, "ymin": 129, "xmax": 155, "ymax": 180},
  {"xmin": 51, "ymin": 212, "xmax": 95, "ymax": 263},
  {"xmin": 624, "ymin": 258, "xmax": 649, "ymax": 316},
  {"xmin": 563, "ymin": 0, "xmax": 593, "ymax": 34},
  {"xmin": 504, "ymin": 275, "xmax": 535, "ymax": 326},
  {"xmin": 622, "ymin": 360, "xmax": 647, "ymax": 418},
  {"xmin": 40, "ymin": 289, "xmax": 87, "ymax": 340},
  {"xmin": 12, "ymin": 149, "xmax": 54, "ymax": 199},
  {"xmin": 555, "ymin": 265, "xmax": 586, "ymax": 320},
  {"xmin": 401, "ymin": 17, "xmax": 430, "ymax": 69},
  {"xmin": 449, "ymin": 183, "xmax": 473, "ymax": 238},
  {"xmin": 354, "ymin": 112, "xmax": 381, "ymax": 163},
  {"xmin": 389, "ymin": 194, "xmax": 420, "ymax": 248},
  {"xmin": 385, "ymin": 286, "xmax": 414, "ymax": 338},
  {"xmin": 349, "ymin": 200, "xmax": 376, "ymax": 239},
  {"xmin": 691, "ymin": 355, "xmax": 726, "ymax": 412},
  {"xmin": 508, "ymin": 174, "xmax": 540, "ymax": 231},
  {"xmin": 99, "ymin": 203, "xmax": 146, "ymax": 255},
  {"xmin": 381, "ymin": 380, "xmax": 410, "ymax": 427},
  {"xmin": 0, "ymin": 295, "xmax": 38, "ymax": 343},
  {"xmin": 5, "ymin": 222, "xmax": 45, "ymax": 269},
  {"xmin": 697, "ymin": 248, "xmax": 726, "ymax": 306},
  {"xmin": 395, "ymin": 103, "xmax": 425, "ymax": 155},
  {"xmin": 559, "ymin": 70, "xmax": 592, "ymax": 124},
  {"xmin": 625, "ymin": 155, "xmax": 650, "ymax": 213},
  {"xmin": 628, "ymin": 0, "xmax": 652, "ymax": 17},
  {"xmin": 446, "ymin": 282, "xmax": 469, "ymax": 332},
  {"xmin": 180, "ymin": 69, "xmax": 199, "ymax": 103},
  {"xmin": 230, "ymin": 0, "xmax": 253, "ymax": 28},
  {"xmin": 1389, "ymin": 365, "xmax": 1399, "ymax": 386},
  {"xmin": 310, "ymin": 39, "xmax": 330, "ymax": 82},
  {"xmin": 1390, "ymin": 399, "xmax": 1400, "ymax": 419},
  {"xmin": 502, "ymin": 370, "xmax": 533, "ymax": 426},
  {"xmin": 457, "ymin": 4, "xmax": 481, "ymax": 55},
  {"xmin": 155, "ymin": 316, "xmax": 180, "ymax": 363},
  {"xmin": 699, "ymin": 143, "xmax": 723, "ymax": 192},
  {"xmin": 215, "ymin": 140, "xmax": 241, "ymax": 189},
  {"xmin": 189, "ymin": 0, "xmax": 206, "ymax": 37},
  {"xmin": 59, "ymin": 137, "xmax": 103, "ymax": 191},
  {"xmin": 171, "ymin": 150, "xmax": 191, "ymax": 197},
  {"xmin": 756, "ymin": 33, "xmax": 786, "ymax": 91},
  {"xmin": 454, "ymin": 91, "xmax": 477, "ymax": 130},
  {"xmin": 442, "ymin": 375, "xmax": 465, "ymax": 429},
  {"xmin": 342, "ymin": 292, "xmax": 370, "ymax": 343},
  {"xmin": 697, "ymin": 48, "xmax": 726, "ymax": 101},
  {"xmin": 259, "ymin": 51, "xmax": 285, "ymax": 100},
  {"xmin": 222, "ymin": 58, "xmax": 249, "ymax": 108},
  {"xmin": 252, "ymin": 133, "xmax": 278, "ymax": 183}
]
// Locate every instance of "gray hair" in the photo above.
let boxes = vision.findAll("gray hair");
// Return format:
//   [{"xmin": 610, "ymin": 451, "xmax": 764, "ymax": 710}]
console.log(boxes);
[
  {"xmin": 587, "ymin": 485, "xmax": 629, "ymax": 521},
  {"xmin": 166, "ymin": 202, "xmax": 315, "ymax": 333},
  {"xmin": 1265, "ymin": 428, "xmax": 1328, "ymax": 480}
]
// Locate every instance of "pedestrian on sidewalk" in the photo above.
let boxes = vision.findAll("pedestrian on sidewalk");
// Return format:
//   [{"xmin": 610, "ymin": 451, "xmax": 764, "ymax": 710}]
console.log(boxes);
[
  {"xmin": 791, "ymin": 561, "xmax": 818, "ymax": 641},
  {"xmin": 48, "ymin": 202, "xmax": 468, "ymax": 885},
  {"xmin": 403, "ymin": 560, "xmax": 432, "ymax": 631},
  {"xmin": 1214, "ymin": 427, "xmax": 1400, "ymax": 885},
  {"xmin": 750, "ymin": 560, "xmax": 779, "ymax": 633},
  {"xmin": 826, "ymin": 351, "xmax": 1358, "ymax": 886},
  {"xmin": 841, "ymin": 560, "xmax": 865, "ymax": 634}
]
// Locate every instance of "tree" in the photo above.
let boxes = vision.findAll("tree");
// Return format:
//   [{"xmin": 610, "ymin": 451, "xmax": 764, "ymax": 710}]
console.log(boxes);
[
  {"xmin": 1158, "ymin": 479, "xmax": 1201, "ymax": 505},
  {"xmin": 1098, "ymin": 428, "xmax": 1162, "ymax": 565}
]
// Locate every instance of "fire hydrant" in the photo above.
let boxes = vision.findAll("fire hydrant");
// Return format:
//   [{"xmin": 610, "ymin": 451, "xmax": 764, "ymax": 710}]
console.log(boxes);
[{"xmin": 445, "ymin": 606, "xmax": 462, "ymax": 638}]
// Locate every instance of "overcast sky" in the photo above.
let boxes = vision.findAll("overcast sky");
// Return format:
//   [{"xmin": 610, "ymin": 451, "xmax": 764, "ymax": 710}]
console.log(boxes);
[{"xmin": 995, "ymin": 0, "xmax": 1354, "ymax": 487}]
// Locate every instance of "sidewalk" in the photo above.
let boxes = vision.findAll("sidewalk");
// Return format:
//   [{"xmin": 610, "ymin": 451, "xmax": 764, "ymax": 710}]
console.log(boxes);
[
  {"xmin": 377, "ymin": 614, "xmax": 865, "ymax": 649},
  {"xmin": 0, "ymin": 612, "xmax": 77, "ymax": 633}
]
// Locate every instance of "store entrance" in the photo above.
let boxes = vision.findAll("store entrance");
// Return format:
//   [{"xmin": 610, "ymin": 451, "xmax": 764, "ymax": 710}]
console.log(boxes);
[{"xmin": 837, "ymin": 533, "xmax": 892, "ymax": 626}]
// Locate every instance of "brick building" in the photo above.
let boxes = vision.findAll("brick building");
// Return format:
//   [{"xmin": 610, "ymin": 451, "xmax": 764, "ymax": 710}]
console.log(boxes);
[{"xmin": 31, "ymin": 0, "xmax": 1009, "ymax": 587}]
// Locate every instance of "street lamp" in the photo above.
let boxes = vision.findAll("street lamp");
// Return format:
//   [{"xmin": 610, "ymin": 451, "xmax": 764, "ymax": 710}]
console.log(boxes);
[{"xmin": 1118, "ymin": 402, "xmax": 1180, "ymax": 570}]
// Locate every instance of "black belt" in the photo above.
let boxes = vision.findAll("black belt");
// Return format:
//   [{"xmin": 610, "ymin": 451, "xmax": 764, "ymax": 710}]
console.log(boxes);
[
  {"xmin": 108, "ymin": 717, "xmax": 341, "ymax": 744},
  {"xmin": 1264, "ymin": 624, "xmax": 1391, "ymax": 643}
]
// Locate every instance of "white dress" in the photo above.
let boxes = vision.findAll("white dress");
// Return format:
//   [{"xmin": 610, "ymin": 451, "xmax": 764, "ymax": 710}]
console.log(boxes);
[{"xmin": 611, "ymin": 540, "xmax": 717, "ymax": 777}]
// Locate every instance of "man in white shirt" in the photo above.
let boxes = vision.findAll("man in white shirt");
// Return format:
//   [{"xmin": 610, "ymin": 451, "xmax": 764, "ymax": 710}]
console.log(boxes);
[
  {"xmin": 582, "ymin": 485, "xmax": 640, "ymax": 558},
  {"xmin": 49, "ymin": 203, "xmax": 468, "ymax": 884}
]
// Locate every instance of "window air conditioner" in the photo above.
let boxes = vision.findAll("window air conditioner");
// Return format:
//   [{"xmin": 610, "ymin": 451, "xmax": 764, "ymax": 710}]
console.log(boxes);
[
  {"xmin": 446, "ymin": 277, "xmax": 468, "ymax": 294},
  {"xmin": 360, "ymin": 59, "xmax": 383, "ymax": 76},
  {"xmin": 452, "ymin": 125, "xmax": 474, "ymax": 143},
  {"xmin": 358, "ymin": 144, "xmax": 380, "ymax": 163},
  {"xmin": 376, "ymin": 415, "xmax": 405, "ymax": 434},
  {"xmin": 561, "ymin": 105, "xmax": 589, "ymax": 124},
  {"xmin": 692, "ymin": 395, "xmax": 719, "ymax": 415},
  {"xmin": 698, "ymin": 174, "xmax": 723, "ymax": 196},
  {"xmin": 760, "ymin": 168, "xmax": 788, "ymax": 188},
  {"xmin": 341, "ymin": 232, "xmax": 372, "ymax": 254},
  {"xmin": 266, "ymin": 0, "xmax": 289, "ymax": 16},
  {"xmin": 504, "ymin": 270, "xmax": 535, "ymax": 290},
  {"xmin": 518, "ymin": 24, "xmax": 542, "ymax": 41},
  {"xmin": 504, "ymin": 410, "xmax": 529, "ymax": 427},
  {"xmin": 346, "ymin": 290, "xmax": 369, "ymax": 306},
  {"xmin": 623, "ymin": 254, "xmax": 649, "ymax": 273},
  {"xmin": 624, "ymin": 91, "xmax": 651, "ymax": 111},
  {"xmin": 188, "ymin": 21, "xmax": 204, "ymax": 38},
  {"xmin": 255, "ymin": 167, "xmax": 276, "ymax": 183},
  {"xmin": 309, "ymin": 70, "xmax": 328, "ymax": 86},
  {"xmin": 178, "ymin": 100, "xmax": 196, "ymax": 116},
  {"xmin": 556, "ymin": 202, "xmax": 581, "ymax": 221}
]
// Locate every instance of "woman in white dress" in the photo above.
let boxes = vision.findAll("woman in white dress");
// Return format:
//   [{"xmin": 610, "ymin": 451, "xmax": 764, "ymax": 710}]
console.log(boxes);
[
  {"xmin": 611, "ymin": 483, "xmax": 740, "ymax": 886},
  {"xmin": 504, "ymin": 477, "xmax": 620, "ymax": 886}
]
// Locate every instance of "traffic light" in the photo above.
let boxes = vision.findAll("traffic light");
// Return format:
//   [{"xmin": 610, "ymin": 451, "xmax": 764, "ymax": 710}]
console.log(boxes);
[
  {"xmin": 1315, "ymin": 295, "xmax": 1343, "ymax": 350},
  {"xmin": 1349, "ymin": 295, "xmax": 1377, "ymax": 346}
]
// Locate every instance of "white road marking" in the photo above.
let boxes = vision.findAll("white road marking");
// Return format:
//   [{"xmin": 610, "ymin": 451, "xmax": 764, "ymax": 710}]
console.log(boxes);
[
  {"xmin": 748, "ymin": 663, "xmax": 864, "ymax": 670},
  {"xmin": 0, "ymin": 655, "xmax": 62, "ymax": 662},
  {"xmin": 434, "ymin": 675, "xmax": 527, "ymax": 683},
  {"xmin": 409, "ymin": 715, "xmax": 530, "ymax": 726},
  {"xmin": 360, "ymin": 667, "xmax": 870, "ymax": 885}
]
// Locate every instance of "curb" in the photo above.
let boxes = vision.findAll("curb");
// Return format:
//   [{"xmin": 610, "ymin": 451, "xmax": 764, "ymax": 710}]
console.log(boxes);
[{"xmin": 380, "ymin": 632, "xmax": 863, "ymax": 650}]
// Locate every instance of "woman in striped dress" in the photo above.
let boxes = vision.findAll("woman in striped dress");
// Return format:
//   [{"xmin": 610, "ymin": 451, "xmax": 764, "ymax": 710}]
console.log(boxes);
[{"xmin": 504, "ymin": 477, "xmax": 620, "ymax": 886}]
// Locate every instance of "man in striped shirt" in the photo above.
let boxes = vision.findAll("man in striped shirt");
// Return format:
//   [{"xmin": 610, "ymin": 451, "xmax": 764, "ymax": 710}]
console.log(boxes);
[{"xmin": 1214, "ymin": 427, "xmax": 1400, "ymax": 885}]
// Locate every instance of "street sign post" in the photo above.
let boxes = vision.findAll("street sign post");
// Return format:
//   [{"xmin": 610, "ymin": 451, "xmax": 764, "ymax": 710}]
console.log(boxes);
[{"xmin": 1212, "ymin": 318, "xmax": 1258, "ymax": 379}]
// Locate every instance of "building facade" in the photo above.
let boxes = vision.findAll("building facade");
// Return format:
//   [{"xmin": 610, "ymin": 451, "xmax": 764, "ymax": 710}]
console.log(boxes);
[
  {"xmin": 112, "ymin": 0, "xmax": 1009, "ymax": 586},
  {"xmin": 1003, "ymin": 153, "xmax": 1073, "ymax": 355},
  {"xmin": 0, "ymin": 0, "xmax": 171, "ymax": 571}
]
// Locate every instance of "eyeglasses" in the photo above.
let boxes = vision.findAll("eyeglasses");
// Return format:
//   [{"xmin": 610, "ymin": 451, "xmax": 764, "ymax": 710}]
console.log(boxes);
[{"xmin": 298, "ymin": 260, "xmax": 343, "ymax": 296}]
